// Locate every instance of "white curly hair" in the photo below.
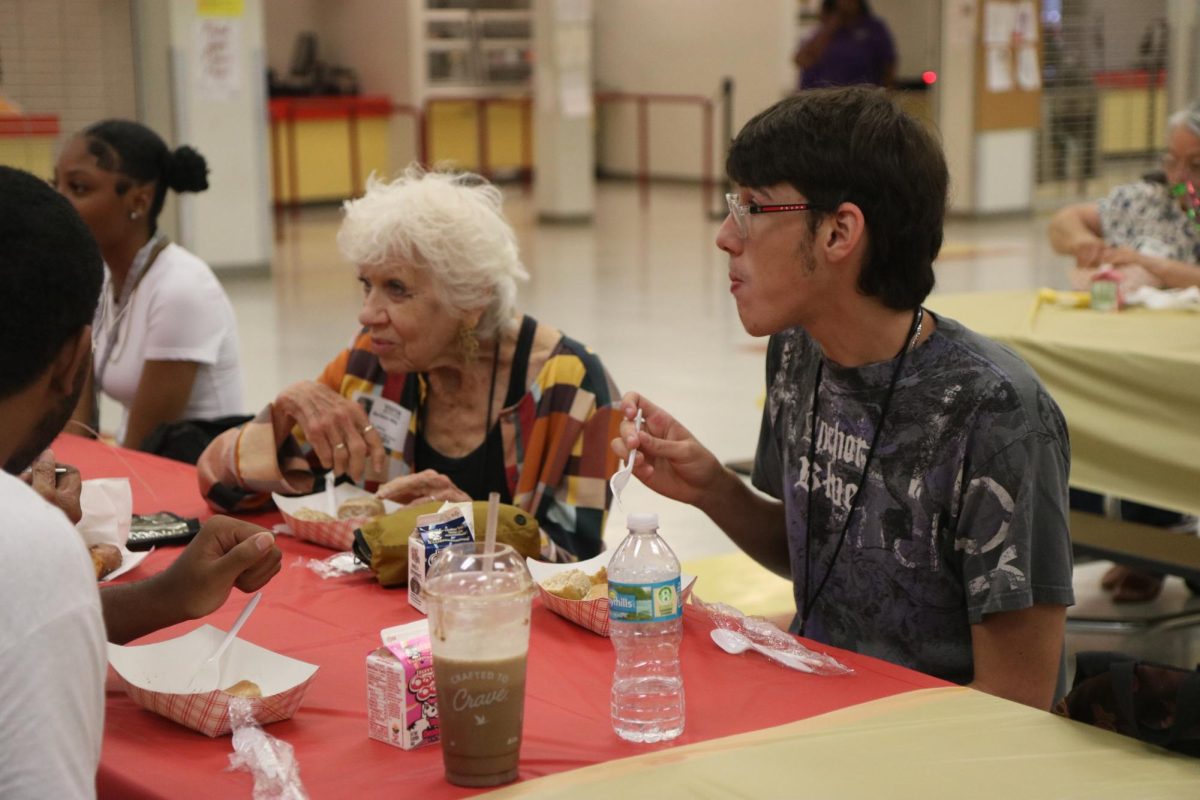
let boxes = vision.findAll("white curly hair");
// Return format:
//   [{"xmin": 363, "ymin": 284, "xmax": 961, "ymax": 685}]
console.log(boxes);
[
  {"xmin": 1167, "ymin": 100, "xmax": 1200, "ymax": 138},
  {"xmin": 337, "ymin": 164, "xmax": 529, "ymax": 338}
]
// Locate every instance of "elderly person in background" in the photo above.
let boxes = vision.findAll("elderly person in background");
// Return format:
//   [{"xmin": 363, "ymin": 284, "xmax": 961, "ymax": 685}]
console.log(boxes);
[
  {"xmin": 199, "ymin": 167, "xmax": 621, "ymax": 560},
  {"xmin": 794, "ymin": 0, "xmax": 897, "ymax": 91},
  {"xmin": 1050, "ymin": 100, "xmax": 1200, "ymax": 291},
  {"xmin": 56, "ymin": 120, "xmax": 245, "ymax": 453},
  {"xmin": 1048, "ymin": 101, "xmax": 1200, "ymax": 602}
]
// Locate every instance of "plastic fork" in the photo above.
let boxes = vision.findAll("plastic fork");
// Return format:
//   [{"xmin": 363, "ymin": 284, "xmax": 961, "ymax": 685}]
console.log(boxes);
[
  {"xmin": 185, "ymin": 592, "xmax": 263, "ymax": 693},
  {"xmin": 609, "ymin": 409, "xmax": 644, "ymax": 510}
]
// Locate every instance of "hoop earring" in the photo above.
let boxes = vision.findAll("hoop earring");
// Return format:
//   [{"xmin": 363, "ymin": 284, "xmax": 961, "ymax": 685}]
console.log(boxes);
[{"xmin": 457, "ymin": 323, "xmax": 479, "ymax": 362}]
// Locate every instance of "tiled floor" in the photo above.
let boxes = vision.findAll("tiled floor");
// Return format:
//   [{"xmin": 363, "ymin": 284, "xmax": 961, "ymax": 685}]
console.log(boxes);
[{"xmin": 111, "ymin": 179, "xmax": 1199, "ymax": 674}]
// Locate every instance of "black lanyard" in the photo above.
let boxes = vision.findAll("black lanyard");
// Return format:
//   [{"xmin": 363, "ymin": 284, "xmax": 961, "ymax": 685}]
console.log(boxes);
[{"xmin": 799, "ymin": 306, "xmax": 924, "ymax": 637}]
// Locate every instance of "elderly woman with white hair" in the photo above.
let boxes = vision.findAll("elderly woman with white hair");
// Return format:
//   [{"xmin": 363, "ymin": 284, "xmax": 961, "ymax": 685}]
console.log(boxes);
[
  {"xmin": 1050, "ymin": 99, "xmax": 1200, "ymax": 291},
  {"xmin": 198, "ymin": 167, "xmax": 621, "ymax": 559}
]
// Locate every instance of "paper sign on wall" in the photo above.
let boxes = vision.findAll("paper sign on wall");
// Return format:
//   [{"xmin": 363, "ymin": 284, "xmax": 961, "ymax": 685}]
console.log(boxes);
[{"xmin": 195, "ymin": 18, "xmax": 243, "ymax": 101}]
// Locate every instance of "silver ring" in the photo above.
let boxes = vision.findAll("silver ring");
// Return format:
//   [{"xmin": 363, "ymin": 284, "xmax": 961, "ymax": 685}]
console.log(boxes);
[
  {"xmin": 362, "ymin": 424, "xmax": 375, "ymax": 435},
  {"xmin": 334, "ymin": 442, "xmax": 347, "ymax": 451}
]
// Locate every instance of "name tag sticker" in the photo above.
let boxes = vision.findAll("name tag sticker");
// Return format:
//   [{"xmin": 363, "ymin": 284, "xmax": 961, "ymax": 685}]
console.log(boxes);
[{"xmin": 355, "ymin": 393, "xmax": 412, "ymax": 452}]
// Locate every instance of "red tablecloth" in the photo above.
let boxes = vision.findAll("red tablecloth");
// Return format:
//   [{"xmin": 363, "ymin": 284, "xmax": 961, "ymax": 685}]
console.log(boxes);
[{"xmin": 58, "ymin": 435, "xmax": 948, "ymax": 798}]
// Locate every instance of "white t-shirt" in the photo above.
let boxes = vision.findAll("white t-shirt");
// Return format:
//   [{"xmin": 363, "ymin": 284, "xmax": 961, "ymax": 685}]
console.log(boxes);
[
  {"xmin": 94, "ymin": 242, "xmax": 244, "ymax": 443},
  {"xmin": 0, "ymin": 471, "xmax": 106, "ymax": 799}
]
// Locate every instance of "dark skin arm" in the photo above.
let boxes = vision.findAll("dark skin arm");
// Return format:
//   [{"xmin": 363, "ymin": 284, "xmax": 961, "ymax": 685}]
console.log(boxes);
[
  {"xmin": 123, "ymin": 360, "xmax": 200, "ymax": 450},
  {"xmin": 101, "ymin": 516, "xmax": 281, "ymax": 645}
]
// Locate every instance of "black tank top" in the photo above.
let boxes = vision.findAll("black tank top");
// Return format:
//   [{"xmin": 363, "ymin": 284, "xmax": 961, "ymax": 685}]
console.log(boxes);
[{"xmin": 414, "ymin": 316, "xmax": 536, "ymax": 502}]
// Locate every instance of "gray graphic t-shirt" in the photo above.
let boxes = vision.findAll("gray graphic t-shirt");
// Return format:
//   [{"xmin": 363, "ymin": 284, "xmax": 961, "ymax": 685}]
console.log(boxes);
[{"xmin": 752, "ymin": 315, "xmax": 1075, "ymax": 686}]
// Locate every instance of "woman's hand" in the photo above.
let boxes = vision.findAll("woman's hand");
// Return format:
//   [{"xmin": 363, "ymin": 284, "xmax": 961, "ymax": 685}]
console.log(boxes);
[
  {"xmin": 611, "ymin": 392, "xmax": 725, "ymax": 509},
  {"xmin": 275, "ymin": 381, "xmax": 386, "ymax": 482},
  {"xmin": 374, "ymin": 469, "xmax": 471, "ymax": 506}
]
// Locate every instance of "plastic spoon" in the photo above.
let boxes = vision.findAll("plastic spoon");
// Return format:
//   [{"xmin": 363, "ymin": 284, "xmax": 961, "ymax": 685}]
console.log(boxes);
[
  {"xmin": 709, "ymin": 628, "xmax": 815, "ymax": 673},
  {"xmin": 324, "ymin": 470, "xmax": 337, "ymax": 518},
  {"xmin": 609, "ymin": 409, "xmax": 644, "ymax": 510},
  {"xmin": 185, "ymin": 592, "xmax": 263, "ymax": 693}
]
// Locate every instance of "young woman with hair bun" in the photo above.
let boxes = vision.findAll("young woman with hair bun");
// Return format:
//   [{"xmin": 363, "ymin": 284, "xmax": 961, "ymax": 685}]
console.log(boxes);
[{"xmin": 53, "ymin": 119, "xmax": 244, "ymax": 452}]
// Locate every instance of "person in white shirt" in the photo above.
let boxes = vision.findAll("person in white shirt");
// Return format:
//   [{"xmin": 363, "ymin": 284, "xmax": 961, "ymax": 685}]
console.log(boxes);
[
  {"xmin": 0, "ymin": 166, "xmax": 281, "ymax": 799},
  {"xmin": 55, "ymin": 119, "xmax": 244, "ymax": 450}
]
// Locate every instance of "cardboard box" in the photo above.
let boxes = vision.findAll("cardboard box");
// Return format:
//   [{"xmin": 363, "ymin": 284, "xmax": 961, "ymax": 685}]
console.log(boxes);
[
  {"xmin": 366, "ymin": 621, "xmax": 439, "ymax": 749},
  {"xmin": 273, "ymin": 487, "xmax": 400, "ymax": 551},
  {"xmin": 527, "ymin": 552, "xmax": 697, "ymax": 637},
  {"xmin": 107, "ymin": 625, "xmax": 319, "ymax": 737},
  {"xmin": 407, "ymin": 512, "xmax": 473, "ymax": 614}
]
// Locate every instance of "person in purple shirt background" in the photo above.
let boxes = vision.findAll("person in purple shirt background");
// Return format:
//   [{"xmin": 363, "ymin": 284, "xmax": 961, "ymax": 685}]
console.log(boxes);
[{"xmin": 794, "ymin": 0, "xmax": 896, "ymax": 91}]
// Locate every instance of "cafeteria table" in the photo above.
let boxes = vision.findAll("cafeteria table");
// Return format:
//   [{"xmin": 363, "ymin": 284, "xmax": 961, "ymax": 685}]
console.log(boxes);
[
  {"xmin": 926, "ymin": 290, "xmax": 1200, "ymax": 518},
  {"xmin": 55, "ymin": 435, "xmax": 1200, "ymax": 798}
]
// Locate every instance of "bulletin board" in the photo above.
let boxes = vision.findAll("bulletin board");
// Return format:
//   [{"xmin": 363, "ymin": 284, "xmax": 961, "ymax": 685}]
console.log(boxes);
[{"xmin": 974, "ymin": 0, "xmax": 1042, "ymax": 131}]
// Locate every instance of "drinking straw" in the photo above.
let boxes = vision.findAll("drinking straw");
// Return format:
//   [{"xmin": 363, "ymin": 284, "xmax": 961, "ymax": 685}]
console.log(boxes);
[{"xmin": 484, "ymin": 491, "xmax": 500, "ymax": 568}]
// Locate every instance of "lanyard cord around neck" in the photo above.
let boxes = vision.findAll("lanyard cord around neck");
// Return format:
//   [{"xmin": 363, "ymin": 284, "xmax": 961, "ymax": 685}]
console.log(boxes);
[
  {"xmin": 799, "ymin": 306, "xmax": 924, "ymax": 637},
  {"xmin": 94, "ymin": 235, "xmax": 170, "ymax": 391}
]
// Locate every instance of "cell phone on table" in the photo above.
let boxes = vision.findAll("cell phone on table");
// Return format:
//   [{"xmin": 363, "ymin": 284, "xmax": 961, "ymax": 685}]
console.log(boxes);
[{"xmin": 127, "ymin": 512, "xmax": 201, "ymax": 551}]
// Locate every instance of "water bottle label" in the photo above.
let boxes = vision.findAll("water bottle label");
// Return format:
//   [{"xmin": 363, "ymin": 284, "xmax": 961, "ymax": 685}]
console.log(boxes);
[{"xmin": 608, "ymin": 578, "xmax": 681, "ymax": 622}]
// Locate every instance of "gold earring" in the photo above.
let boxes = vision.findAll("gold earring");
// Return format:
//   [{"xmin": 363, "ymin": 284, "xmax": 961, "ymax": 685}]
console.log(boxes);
[{"xmin": 457, "ymin": 323, "xmax": 479, "ymax": 362}]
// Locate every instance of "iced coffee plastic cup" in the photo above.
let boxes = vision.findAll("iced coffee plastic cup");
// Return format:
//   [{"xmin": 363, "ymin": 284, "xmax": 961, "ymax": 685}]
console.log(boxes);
[{"xmin": 425, "ymin": 542, "xmax": 534, "ymax": 787}]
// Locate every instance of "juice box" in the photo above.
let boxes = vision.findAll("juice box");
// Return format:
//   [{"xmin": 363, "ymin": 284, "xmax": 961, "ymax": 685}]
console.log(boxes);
[
  {"xmin": 1090, "ymin": 268, "xmax": 1123, "ymax": 312},
  {"xmin": 366, "ymin": 620, "xmax": 439, "ymax": 750},
  {"xmin": 407, "ymin": 509, "xmax": 473, "ymax": 613}
]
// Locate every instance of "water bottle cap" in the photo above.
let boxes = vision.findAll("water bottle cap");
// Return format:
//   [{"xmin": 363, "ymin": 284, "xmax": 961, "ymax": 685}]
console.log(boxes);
[{"xmin": 626, "ymin": 512, "xmax": 659, "ymax": 531}]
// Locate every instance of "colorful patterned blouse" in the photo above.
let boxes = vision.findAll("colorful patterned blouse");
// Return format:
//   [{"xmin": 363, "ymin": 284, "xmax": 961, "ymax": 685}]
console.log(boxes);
[{"xmin": 198, "ymin": 318, "xmax": 622, "ymax": 559}]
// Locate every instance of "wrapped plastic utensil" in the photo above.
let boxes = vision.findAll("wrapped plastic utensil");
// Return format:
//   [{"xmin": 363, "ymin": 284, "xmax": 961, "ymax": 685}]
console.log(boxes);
[{"xmin": 693, "ymin": 595, "xmax": 853, "ymax": 677}]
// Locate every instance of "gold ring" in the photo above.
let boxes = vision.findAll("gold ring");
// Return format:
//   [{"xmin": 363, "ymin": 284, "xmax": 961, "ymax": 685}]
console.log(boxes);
[
  {"xmin": 362, "ymin": 424, "xmax": 375, "ymax": 435},
  {"xmin": 334, "ymin": 442, "xmax": 347, "ymax": 451}
]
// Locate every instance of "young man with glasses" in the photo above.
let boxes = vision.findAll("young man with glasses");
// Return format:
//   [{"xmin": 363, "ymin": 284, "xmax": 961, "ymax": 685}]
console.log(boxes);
[
  {"xmin": 1050, "ymin": 99, "xmax": 1200, "ymax": 293},
  {"xmin": 614, "ymin": 87, "xmax": 1074, "ymax": 710}
]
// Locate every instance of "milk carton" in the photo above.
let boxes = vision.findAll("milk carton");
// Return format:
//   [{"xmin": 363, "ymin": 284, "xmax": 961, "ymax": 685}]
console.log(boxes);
[
  {"xmin": 407, "ymin": 509, "xmax": 473, "ymax": 613},
  {"xmin": 366, "ymin": 620, "xmax": 439, "ymax": 750}
]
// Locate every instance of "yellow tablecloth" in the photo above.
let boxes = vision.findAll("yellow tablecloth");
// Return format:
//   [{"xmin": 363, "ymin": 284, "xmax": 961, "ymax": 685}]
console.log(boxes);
[
  {"xmin": 486, "ymin": 687, "xmax": 1200, "ymax": 798},
  {"xmin": 927, "ymin": 291, "xmax": 1200, "ymax": 517}
]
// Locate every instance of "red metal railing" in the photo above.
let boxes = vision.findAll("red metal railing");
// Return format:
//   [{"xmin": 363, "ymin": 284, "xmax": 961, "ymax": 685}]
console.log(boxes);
[
  {"xmin": 594, "ymin": 91, "xmax": 715, "ymax": 209},
  {"xmin": 269, "ymin": 89, "xmax": 718, "ymax": 217}
]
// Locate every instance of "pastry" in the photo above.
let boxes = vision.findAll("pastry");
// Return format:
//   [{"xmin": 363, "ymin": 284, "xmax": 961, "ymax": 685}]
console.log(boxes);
[
  {"xmin": 541, "ymin": 568, "xmax": 593, "ymax": 601},
  {"xmin": 222, "ymin": 679, "xmax": 263, "ymax": 698},
  {"xmin": 90, "ymin": 543, "xmax": 122, "ymax": 580},
  {"xmin": 337, "ymin": 496, "xmax": 385, "ymax": 520},
  {"xmin": 292, "ymin": 507, "xmax": 336, "ymax": 522}
]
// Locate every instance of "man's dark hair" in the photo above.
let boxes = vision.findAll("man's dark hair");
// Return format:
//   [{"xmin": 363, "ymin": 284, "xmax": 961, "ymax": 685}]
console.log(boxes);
[
  {"xmin": 0, "ymin": 167, "xmax": 103, "ymax": 399},
  {"xmin": 726, "ymin": 86, "xmax": 947, "ymax": 309}
]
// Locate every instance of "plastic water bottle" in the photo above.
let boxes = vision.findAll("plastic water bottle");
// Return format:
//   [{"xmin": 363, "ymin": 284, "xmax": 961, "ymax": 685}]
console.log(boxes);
[{"xmin": 608, "ymin": 512, "xmax": 684, "ymax": 743}]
